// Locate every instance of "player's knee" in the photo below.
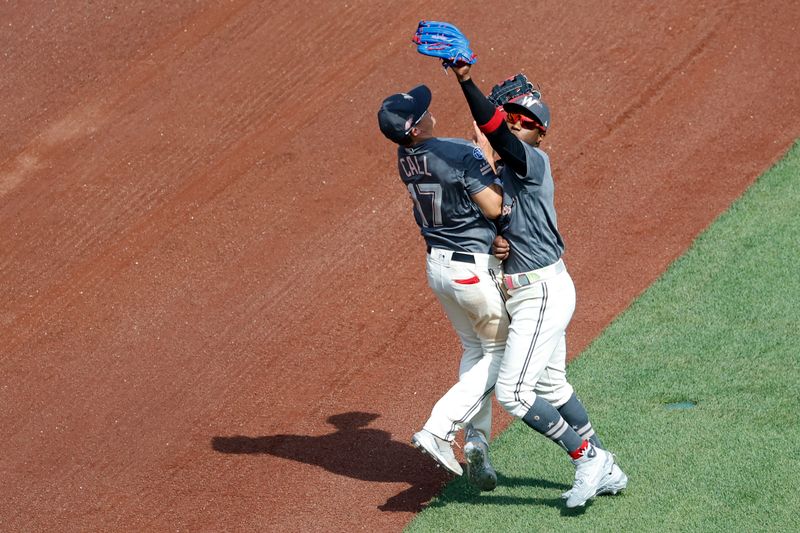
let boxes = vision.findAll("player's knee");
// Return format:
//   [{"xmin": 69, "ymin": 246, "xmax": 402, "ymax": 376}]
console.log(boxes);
[{"xmin": 495, "ymin": 385, "xmax": 526, "ymax": 417}]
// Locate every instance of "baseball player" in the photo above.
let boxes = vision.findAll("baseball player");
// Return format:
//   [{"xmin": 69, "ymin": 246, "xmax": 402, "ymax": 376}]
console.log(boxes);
[
  {"xmin": 378, "ymin": 85, "xmax": 508, "ymax": 491},
  {"xmin": 445, "ymin": 61, "xmax": 629, "ymax": 508}
]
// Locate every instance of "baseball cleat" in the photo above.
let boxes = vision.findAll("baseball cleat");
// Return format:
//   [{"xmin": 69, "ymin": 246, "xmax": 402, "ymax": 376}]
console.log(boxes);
[
  {"xmin": 597, "ymin": 462, "xmax": 628, "ymax": 495},
  {"xmin": 565, "ymin": 443, "xmax": 615, "ymax": 508},
  {"xmin": 562, "ymin": 461, "xmax": 628, "ymax": 500},
  {"xmin": 412, "ymin": 430, "xmax": 463, "ymax": 476},
  {"xmin": 464, "ymin": 426, "xmax": 497, "ymax": 491}
]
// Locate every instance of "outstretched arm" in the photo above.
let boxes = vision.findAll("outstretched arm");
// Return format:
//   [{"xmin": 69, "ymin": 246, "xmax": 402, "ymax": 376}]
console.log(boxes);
[{"xmin": 451, "ymin": 64, "xmax": 528, "ymax": 176}]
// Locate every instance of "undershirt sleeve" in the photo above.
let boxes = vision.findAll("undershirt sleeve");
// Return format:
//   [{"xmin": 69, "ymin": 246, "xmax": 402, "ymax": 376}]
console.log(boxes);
[{"xmin": 459, "ymin": 78, "xmax": 528, "ymax": 176}]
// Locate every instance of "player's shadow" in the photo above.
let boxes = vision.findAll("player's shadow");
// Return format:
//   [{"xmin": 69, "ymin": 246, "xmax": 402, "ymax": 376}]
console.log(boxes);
[{"xmin": 211, "ymin": 411, "xmax": 447, "ymax": 512}]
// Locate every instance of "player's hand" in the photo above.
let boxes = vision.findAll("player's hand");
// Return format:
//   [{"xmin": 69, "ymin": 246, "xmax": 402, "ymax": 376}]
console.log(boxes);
[
  {"xmin": 471, "ymin": 120, "xmax": 484, "ymax": 144},
  {"xmin": 452, "ymin": 62, "xmax": 472, "ymax": 81},
  {"xmin": 492, "ymin": 235, "xmax": 510, "ymax": 260}
]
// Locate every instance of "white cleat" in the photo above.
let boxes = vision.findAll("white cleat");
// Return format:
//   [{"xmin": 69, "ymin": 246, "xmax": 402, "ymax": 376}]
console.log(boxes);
[
  {"xmin": 562, "ymin": 461, "xmax": 628, "ymax": 500},
  {"xmin": 412, "ymin": 430, "xmax": 463, "ymax": 476},
  {"xmin": 464, "ymin": 426, "xmax": 497, "ymax": 491},
  {"xmin": 598, "ymin": 462, "xmax": 628, "ymax": 495},
  {"xmin": 565, "ymin": 444, "xmax": 615, "ymax": 508}
]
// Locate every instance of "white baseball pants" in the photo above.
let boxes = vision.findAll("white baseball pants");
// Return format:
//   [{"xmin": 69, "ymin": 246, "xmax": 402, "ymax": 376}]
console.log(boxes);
[
  {"xmin": 495, "ymin": 259, "xmax": 577, "ymax": 418},
  {"xmin": 422, "ymin": 247, "xmax": 509, "ymax": 441}
]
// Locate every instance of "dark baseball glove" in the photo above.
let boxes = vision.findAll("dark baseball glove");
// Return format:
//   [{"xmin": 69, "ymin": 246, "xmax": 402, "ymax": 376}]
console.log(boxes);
[
  {"xmin": 487, "ymin": 74, "xmax": 541, "ymax": 107},
  {"xmin": 412, "ymin": 20, "xmax": 476, "ymax": 69}
]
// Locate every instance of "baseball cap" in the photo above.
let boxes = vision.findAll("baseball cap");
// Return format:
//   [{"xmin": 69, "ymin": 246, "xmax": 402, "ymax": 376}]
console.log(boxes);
[
  {"xmin": 503, "ymin": 93, "xmax": 551, "ymax": 131},
  {"xmin": 377, "ymin": 85, "xmax": 432, "ymax": 143}
]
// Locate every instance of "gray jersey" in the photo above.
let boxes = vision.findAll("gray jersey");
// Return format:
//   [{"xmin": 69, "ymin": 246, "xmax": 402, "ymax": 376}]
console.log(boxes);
[
  {"xmin": 497, "ymin": 144, "xmax": 564, "ymax": 274},
  {"xmin": 397, "ymin": 137, "xmax": 497, "ymax": 253}
]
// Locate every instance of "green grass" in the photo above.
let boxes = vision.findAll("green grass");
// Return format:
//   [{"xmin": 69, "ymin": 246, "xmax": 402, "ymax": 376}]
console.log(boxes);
[{"xmin": 407, "ymin": 140, "xmax": 800, "ymax": 533}]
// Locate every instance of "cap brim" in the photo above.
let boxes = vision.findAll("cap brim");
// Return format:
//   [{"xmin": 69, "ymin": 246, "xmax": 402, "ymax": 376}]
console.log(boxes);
[{"xmin": 502, "ymin": 102, "xmax": 538, "ymax": 121}]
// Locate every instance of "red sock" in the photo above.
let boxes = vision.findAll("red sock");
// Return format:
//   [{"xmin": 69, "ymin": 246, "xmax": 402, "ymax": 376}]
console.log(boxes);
[{"xmin": 568, "ymin": 439, "xmax": 590, "ymax": 460}]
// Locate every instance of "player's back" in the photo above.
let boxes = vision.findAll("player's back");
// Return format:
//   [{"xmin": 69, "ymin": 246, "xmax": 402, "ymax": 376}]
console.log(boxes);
[{"xmin": 396, "ymin": 137, "xmax": 497, "ymax": 254}]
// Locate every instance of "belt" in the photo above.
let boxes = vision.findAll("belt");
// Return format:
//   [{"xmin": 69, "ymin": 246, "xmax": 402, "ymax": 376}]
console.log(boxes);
[
  {"xmin": 426, "ymin": 246, "xmax": 476, "ymax": 264},
  {"xmin": 503, "ymin": 259, "xmax": 565, "ymax": 289}
]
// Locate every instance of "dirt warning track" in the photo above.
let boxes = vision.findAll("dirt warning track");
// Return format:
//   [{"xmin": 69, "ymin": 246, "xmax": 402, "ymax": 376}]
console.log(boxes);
[{"xmin": 2, "ymin": 1, "xmax": 799, "ymax": 531}]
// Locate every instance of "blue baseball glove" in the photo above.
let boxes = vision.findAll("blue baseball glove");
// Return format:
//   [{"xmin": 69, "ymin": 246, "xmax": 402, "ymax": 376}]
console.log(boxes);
[{"xmin": 412, "ymin": 20, "xmax": 476, "ymax": 69}]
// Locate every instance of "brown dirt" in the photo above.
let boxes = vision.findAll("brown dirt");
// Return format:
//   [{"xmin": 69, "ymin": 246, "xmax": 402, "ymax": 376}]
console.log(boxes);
[{"xmin": 2, "ymin": 1, "xmax": 799, "ymax": 531}]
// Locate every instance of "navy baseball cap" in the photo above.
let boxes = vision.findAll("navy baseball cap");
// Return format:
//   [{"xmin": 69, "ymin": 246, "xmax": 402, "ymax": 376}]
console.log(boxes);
[
  {"xmin": 378, "ymin": 85, "xmax": 432, "ymax": 143},
  {"xmin": 504, "ymin": 93, "xmax": 551, "ymax": 131}
]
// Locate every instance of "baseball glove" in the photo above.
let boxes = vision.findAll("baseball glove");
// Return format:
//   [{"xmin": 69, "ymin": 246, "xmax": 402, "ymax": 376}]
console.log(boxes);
[
  {"xmin": 412, "ymin": 20, "xmax": 476, "ymax": 69},
  {"xmin": 487, "ymin": 74, "xmax": 541, "ymax": 107}
]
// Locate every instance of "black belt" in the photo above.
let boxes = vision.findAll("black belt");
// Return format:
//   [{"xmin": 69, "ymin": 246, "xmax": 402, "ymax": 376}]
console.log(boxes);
[{"xmin": 427, "ymin": 246, "xmax": 476, "ymax": 264}]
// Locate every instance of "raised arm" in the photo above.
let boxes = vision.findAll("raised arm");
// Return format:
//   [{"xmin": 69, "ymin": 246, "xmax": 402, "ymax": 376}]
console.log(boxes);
[
  {"xmin": 472, "ymin": 121, "xmax": 498, "ymax": 173},
  {"xmin": 452, "ymin": 64, "xmax": 528, "ymax": 176}
]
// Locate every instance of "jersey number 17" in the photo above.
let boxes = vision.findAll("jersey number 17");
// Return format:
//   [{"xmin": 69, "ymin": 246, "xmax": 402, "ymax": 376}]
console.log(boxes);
[{"xmin": 407, "ymin": 183, "xmax": 443, "ymax": 228}]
